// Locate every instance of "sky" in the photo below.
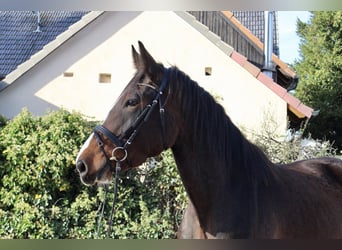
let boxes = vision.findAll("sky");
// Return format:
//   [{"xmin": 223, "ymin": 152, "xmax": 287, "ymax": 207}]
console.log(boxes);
[{"xmin": 277, "ymin": 11, "xmax": 312, "ymax": 64}]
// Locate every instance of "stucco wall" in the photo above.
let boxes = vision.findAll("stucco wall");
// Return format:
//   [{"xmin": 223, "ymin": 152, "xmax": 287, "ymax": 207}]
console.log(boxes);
[{"xmin": 0, "ymin": 11, "xmax": 287, "ymax": 135}]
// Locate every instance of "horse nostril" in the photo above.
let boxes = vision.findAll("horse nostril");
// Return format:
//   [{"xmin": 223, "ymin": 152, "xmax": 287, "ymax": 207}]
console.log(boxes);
[{"xmin": 76, "ymin": 160, "xmax": 88, "ymax": 176}]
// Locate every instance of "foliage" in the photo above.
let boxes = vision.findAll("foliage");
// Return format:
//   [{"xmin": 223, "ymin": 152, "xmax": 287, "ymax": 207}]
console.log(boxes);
[
  {"xmin": 94, "ymin": 151, "xmax": 187, "ymax": 239},
  {"xmin": 0, "ymin": 109, "xmax": 97, "ymax": 238},
  {"xmin": 250, "ymin": 114, "xmax": 337, "ymax": 164},
  {"xmin": 0, "ymin": 109, "xmax": 186, "ymax": 239},
  {"xmin": 0, "ymin": 108, "xmax": 336, "ymax": 239},
  {"xmin": 0, "ymin": 114, "xmax": 7, "ymax": 129},
  {"xmin": 294, "ymin": 11, "xmax": 342, "ymax": 150}
]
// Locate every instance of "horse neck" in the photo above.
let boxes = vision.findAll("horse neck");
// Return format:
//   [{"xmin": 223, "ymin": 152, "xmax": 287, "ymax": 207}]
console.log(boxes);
[
  {"xmin": 171, "ymin": 119, "xmax": 273, "ymax": 203},
  {"xmin": 169, "ymin": 69, "xmax": 274, "ymax": 234}
]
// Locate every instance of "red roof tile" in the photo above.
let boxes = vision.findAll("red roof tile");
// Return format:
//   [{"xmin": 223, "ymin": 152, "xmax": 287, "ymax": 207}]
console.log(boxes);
[
  {"xmin": 243, "ymin": 62, "xmax": 261, "ymax": 77},
  {"xmin": 296, "ymin": 103, "xmax": 314, "ymax": 118},
  {"xmin": 283, "ymin": 93, "xmax": 301, "ymax": 108},
  {"xmin": 230, "ymin": 51, "xmax": 247, "ymax": 66},
  {"xmin": 230, "ymin": 53, "xmax": 313, "ymax": 118}
]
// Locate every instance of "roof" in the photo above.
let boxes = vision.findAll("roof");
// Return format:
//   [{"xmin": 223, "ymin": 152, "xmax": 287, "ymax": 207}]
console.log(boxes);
[
  {"xmin": 0, "ymin": 11, "xmax": 103, "ymax": 90},
  {"xmin": 178, "ymin": 12, "xmax": 313, "ymax": 119},
  {"xmin": 0, "ymin": 11, "xmax": 313, "ymax": 119},
  {"xmin": 229, "ymin": 51, "xmax": 313, "ymax": 119},
  {"xmin": 189, "ymin": 11, "xmax": 297, "ymax": 91},
  {"xmin": 232, "ymin": 11, "xmax": 279, "ymax": 56},
  {"xmin": 223, "ymin": 11, "xmax": 296, "ymax": 78},
  {"xmin": 0, "ymin": 11, "xmax": 88, "ymax": 79}
]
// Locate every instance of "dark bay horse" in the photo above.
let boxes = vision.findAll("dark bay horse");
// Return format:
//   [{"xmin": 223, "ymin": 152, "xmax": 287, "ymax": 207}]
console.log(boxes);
[{"xmin": 76, "ymin": 41, "xmax": 342, "ymax": 238}]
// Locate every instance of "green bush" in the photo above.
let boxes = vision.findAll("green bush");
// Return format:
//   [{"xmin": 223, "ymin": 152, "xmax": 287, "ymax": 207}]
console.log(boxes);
[
  {"xmin": 0, "ymin": 114, "xmax": 7, "ymax": 129},
  {"xmin": 0, "ymin": 109, "xmax": 97, "ymax": 238},
  {"xmin": 95, "ymin": 150, "xmax": 187, "ymax": 239},
  {"xmin": 0, "ymin": 108, "xmax": 186, "ymax": 239},
  {"xmin": 1, "ymin": 108, "xmax": 335, "ymax": 239}
]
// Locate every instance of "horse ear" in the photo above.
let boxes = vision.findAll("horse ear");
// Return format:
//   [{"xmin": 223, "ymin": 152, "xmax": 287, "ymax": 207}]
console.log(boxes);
[
  {"xmin": 138, "ymin": 41, "xmax": 159, "ymax": 76},
  {"xmin": 132, "ymin": 45, "xmax": 142, "ymax": 70}
]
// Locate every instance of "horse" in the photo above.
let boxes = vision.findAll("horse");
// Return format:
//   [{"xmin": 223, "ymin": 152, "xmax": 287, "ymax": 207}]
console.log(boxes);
[{"xmin": 76, "ymin": 41, "xmax": 342, "ymax": 239}]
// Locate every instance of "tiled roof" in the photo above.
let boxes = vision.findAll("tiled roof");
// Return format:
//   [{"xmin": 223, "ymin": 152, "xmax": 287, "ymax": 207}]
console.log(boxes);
[
  {"xmin": 188, "ymin": 11, "xmax": 296, "ymax": 91},
  {"xmin": 0, "ymin": 11, "xmax": 88, "ymax": 79},
  {"xmin": 232, "ymin": 11, "xmax": 279, "ymax": 56},
  {"xmin": 221, "ymin": 11, "xmax": 297, "ymax": 81},
  {"xmin": 176, "ymin": 12, "xmax": 313, "ymax": 119}
]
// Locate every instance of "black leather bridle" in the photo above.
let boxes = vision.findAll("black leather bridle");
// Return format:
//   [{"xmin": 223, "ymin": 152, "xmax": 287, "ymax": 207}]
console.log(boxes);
[{"xmin": 93, "ymin": 68, "xmax": 169, "ymax": 238}]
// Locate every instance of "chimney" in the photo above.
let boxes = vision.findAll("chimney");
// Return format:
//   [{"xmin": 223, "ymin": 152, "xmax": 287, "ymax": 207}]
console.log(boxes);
[
  {"xmin": 33, "ymin": 11, "xmax": 42, "ymax": 33},
  {"xmin": 263, "ymin": 11, "xmax": 274, "ymax": 79}
]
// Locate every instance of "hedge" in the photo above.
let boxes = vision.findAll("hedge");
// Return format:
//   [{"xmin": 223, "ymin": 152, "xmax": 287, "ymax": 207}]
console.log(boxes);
[{"xmin": 0, "ymin": 109, "xmax": 186, "ymax": 239}]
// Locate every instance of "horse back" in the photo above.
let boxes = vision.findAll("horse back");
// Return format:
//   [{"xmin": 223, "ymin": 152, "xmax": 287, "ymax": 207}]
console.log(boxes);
[
  {"xmin": 267, "ymin": 157, "xmax": 342, "ymax": 238},
  {"xmin": 286, "ymin": 157, "xmax": 342, "ymax": 185}
]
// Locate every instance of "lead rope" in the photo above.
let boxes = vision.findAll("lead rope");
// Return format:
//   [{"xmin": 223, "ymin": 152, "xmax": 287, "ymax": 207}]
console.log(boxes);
[
  {"xmin": 106, "ymin": 161, "xmax": 121, "ymax": 237},
  {"xmin": 95, "ymin": 161, "xmax": 121, "ymax": 239},
  {"xmin": 96, "ymin": 185, "xmax": 108, "ymax": 239}
]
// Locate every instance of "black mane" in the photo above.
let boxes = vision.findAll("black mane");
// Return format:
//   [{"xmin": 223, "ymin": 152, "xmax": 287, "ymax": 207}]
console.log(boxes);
[{"xmin": 168, "ymin": 66, "xmax": 275, "ymax": 186}]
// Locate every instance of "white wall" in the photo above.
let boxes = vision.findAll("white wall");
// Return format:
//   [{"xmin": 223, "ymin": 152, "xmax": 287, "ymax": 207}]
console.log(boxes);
[{"xmin": 0, "ymin": 11, "xmax": 287, "ymax": 135}]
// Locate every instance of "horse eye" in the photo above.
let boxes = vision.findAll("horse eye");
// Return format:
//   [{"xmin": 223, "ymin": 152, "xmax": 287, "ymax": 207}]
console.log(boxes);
[{"xmin": 126, "ymin": 99, "xmax": 139, "ymax": 107}]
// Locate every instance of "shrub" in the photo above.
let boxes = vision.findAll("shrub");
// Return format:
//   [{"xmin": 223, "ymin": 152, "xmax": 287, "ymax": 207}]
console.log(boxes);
[
  {"xmin": 0, "ymin": 108, "xmax": 98, "ymax": 238},
  {"xmin": 95, "ymin": 150, "xmax": 187, "ymax": 239},
  {"xmin": 0, "ymin": 109, "xmax": 186, "ymax": 239},
  {"xmin": 0, "ymin": 114, "xmax": 7, "ymax": 129},
  {"xmin": 250, "ymin": 117, "xmax": 337, "ymax": 164}
]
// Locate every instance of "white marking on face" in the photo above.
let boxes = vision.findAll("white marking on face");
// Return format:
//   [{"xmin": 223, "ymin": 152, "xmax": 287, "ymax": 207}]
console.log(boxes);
[{"xmin": 76, "ymin": 133, "xmax": 94, "ymax": 163}]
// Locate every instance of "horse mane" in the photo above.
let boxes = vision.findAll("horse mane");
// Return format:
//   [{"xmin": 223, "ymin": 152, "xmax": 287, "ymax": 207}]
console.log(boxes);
[{"xmin": 168, "ymin": 66, "xmax": 276, "ymax": 186}]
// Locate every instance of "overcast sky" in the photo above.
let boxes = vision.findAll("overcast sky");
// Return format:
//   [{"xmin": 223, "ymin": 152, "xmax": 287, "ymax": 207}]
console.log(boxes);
[{"xmin": 277, "ymin": 11, "xmax": 312, "ymax": 64}]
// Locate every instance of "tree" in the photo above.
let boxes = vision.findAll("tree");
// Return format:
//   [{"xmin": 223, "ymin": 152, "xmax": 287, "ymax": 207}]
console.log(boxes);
[{"xmin": 294, "ymin": 11, "xmax": 342, "ymax": 150}]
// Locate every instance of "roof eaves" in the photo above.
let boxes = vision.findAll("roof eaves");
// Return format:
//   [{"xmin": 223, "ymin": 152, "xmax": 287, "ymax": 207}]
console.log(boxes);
[
  {"xmin": 221, "ymin": 11, "xmax": 297, "ymax": 79},
  {"xmin": 230, "ymin": 51, "xmax": 313, "ymax": 118},
  {"xmin": 0, "ymin": 11, "xmax": 104, "ymax": 92}
]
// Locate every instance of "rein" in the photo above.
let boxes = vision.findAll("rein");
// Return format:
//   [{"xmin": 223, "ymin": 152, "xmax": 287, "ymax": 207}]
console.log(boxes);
[{"xmin": 93, "ymin": 68, "xmax": 169, "ymax": 238}]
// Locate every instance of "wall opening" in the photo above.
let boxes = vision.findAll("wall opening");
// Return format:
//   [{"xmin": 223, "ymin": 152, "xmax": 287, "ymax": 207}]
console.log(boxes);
[
  {"xmin": 63, "ymin": 72, "xmax": 74, "ymax": 77},
  {"xmin": 99, "ymin": 73, "xmax": 111, "ymax": 83},
  {"xmin": 205, "ymin": 67, "xmax": 212, "ymax": 76}
]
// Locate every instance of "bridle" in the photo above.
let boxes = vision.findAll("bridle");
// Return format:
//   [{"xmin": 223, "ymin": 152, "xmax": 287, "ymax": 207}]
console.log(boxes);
[{"xmin": 93, "ymin": 67, "xmax": 170, "ymax": 238}]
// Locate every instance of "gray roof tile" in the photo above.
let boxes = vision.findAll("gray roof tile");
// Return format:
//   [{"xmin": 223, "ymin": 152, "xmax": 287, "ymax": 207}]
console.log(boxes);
[{"xmin": 0, "ymin": 11, "xmax": 88, "ymax": 78}]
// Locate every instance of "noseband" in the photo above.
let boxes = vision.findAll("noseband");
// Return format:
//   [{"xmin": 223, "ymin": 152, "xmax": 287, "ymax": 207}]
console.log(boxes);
[{"xmin": 93, "ymin": 68, "xmax": 169, "ymax": 238}]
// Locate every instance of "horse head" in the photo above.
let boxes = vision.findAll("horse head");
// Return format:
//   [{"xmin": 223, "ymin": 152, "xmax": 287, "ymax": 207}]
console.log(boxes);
[{"xmin": 76, "ymin": 41, "xmax": 178, "ymax": 186}]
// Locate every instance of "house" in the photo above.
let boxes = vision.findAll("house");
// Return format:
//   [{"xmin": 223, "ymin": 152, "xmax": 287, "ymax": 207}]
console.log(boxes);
[
  {"xmin": 190, "ymin": 11, "xmax": 307, "ymax": 129},
  {"xmin": 0, "ymin": 11, "xmax": 313, "ymax": 137}
]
